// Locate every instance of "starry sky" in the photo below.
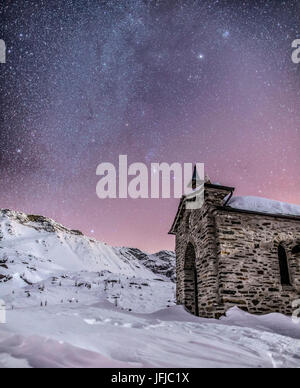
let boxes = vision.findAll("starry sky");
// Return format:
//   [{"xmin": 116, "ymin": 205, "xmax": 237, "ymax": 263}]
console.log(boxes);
[{"xmin": 0, "ymin": 0, "xmax": 299, "ymax": 253}]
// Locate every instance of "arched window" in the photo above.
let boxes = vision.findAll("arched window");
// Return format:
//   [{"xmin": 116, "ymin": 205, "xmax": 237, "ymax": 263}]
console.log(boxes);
[
  {"xmin": 278, "ymin": 245, "xmax": 291, "ymax": 286},
  {"xmin": 292, "ymin": 245, "xmax": 300, "ymax": 255}
]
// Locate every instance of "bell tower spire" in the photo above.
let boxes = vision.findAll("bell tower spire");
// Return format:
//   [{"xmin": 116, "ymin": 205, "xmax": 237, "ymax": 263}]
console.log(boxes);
[{"xmin": 188, "ymin": 165, "xmax": 205, "ymax": 190}]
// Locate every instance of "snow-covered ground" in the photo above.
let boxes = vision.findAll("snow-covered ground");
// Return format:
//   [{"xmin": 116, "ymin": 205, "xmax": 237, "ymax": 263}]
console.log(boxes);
[
  {"xmin": 0, "ymin": 303, "xmax": 300, "ymax": 368},
  {"xmin": 0, "ymin": 209, "xmax": 300, "ymax": 368}
]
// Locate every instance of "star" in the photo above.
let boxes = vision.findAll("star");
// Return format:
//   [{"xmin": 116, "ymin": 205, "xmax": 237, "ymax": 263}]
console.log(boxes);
[
  {"xmin": 222, "ymin": 31, "xmax": 230, "ymax": 39},
  {"xmin": 0, "ymin": 0, "xmax": 299, "ymax": 253}
]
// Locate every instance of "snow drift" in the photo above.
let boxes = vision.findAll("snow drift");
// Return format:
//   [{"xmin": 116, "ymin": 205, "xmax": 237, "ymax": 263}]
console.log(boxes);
[{"xmin": 228, "ymin": 196, "xmax": 300, "ymax": 216}]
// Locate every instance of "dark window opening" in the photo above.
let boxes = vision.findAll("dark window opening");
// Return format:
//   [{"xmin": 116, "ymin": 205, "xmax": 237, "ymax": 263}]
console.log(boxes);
[
  {"xmin": 278, "ymin": 245, "xmax": 291, "ymax": 286},
  {"xmin": 292, "ymin": 245, "xmax": 300, "ymax": 255}
]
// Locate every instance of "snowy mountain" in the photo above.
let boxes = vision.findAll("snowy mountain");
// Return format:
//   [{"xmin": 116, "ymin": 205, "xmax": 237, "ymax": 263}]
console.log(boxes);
[
  {"xmin": 0, "ymin": 209, "xmax": 299, "ymax": 368},
  {"xmin": 0, "ymin": 209, "xmax": 176, "ymax": 312},
  {"xmin": 0, "ymin": 209, "xmax": 175, "ymax": 281}
]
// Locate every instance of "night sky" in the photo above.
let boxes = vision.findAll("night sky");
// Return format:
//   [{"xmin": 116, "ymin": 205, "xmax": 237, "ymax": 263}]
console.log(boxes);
[{"xmin": 0, "ymin": 0, "xmax": 299, "ymax": 252}]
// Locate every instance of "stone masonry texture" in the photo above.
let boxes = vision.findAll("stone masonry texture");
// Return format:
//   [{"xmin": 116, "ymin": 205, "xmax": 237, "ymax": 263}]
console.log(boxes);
[{"xmin": 172, "ymin": 185, "xmax": 300, "ymax": 319}]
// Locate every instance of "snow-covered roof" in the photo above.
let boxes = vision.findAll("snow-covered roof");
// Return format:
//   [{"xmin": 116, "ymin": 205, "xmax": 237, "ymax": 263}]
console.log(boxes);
[{"xmin": 228, "ymin": 196, "xmax": 300, "ymax": 217}]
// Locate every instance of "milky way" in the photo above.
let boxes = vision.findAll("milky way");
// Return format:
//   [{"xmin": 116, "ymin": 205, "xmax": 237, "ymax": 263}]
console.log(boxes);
[{"xmin": 0, "ymin": 0, "xmax": 299, "ymax": 252}]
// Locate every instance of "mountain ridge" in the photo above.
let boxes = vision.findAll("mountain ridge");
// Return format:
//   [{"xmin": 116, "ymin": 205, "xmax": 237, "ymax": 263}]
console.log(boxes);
[{"xmin": 0, "ymin": 208, "xmax": 176, "ymax": 312}]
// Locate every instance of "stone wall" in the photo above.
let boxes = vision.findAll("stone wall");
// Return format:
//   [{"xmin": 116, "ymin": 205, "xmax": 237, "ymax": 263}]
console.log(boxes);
[
  {"xmin": 215, "ymin": 208, "xmax": 300, "ymax": 316},
  {"xmin": 176, "ymin": 206, "xmax": 221, "ymax": 318},
  {"xmin": 175, "ymin": 187, "xmax": 300, "ymax": 318}
]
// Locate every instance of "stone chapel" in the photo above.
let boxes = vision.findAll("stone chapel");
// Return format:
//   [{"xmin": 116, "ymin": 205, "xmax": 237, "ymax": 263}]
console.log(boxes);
[{"xmin": 169, "ymin": 180, "xmax": 300, "ymax": 318}]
